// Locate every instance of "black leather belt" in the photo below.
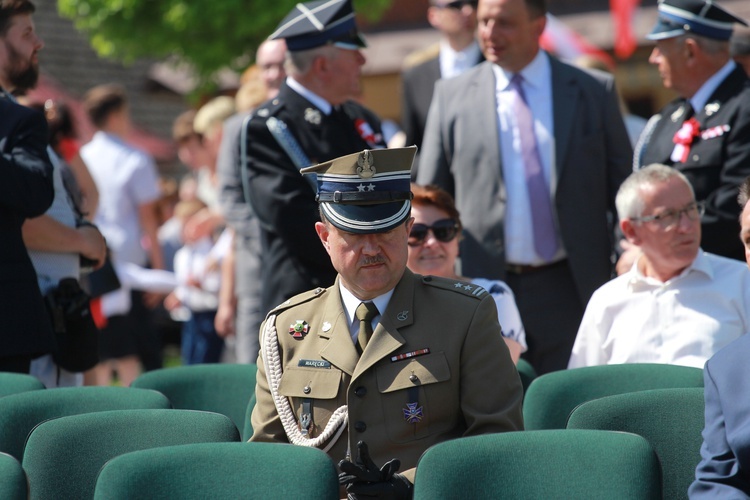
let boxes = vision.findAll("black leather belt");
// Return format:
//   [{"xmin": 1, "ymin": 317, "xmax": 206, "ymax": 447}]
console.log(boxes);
[{"xmin": 505, "ymin": 259, "xmax": 567, "ymax": 275}]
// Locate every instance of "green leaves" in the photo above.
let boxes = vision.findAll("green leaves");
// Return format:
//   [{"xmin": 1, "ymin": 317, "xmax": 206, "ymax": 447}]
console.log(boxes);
[{"xmin": 57, "ymin": 0, "xmax": 393, "ymax": 91}]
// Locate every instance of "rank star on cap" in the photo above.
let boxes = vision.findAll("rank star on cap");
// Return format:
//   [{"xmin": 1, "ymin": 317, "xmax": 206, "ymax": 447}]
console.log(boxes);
[{"xmin": 356, "ymin": 183, "xmax": 376, "ymax": 192}]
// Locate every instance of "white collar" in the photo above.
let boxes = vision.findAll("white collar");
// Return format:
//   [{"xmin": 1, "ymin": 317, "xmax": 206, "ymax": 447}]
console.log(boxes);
[
  {"xmin": 492, "ymin": 49, "xmax": 549, "ymax": 92},
  {"xmin": 627, "ymin": 249, "xmax": 711, "ymax": 288},
  {"xmin": 439, "ymin": 40, "xmax": 482, "ymax": 78},
  {"xmin": 286, "ymin": 76, "xmax": 333, "ymax": 115},
  {"xmin": 339, "ymin": 281, "xmax": 394, "ymax": 326}
]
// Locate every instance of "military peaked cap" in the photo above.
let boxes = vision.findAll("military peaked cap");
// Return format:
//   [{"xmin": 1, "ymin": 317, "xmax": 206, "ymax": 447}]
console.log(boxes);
[{"xmin": 647, "ymin": 0, "xmax": 748, "ymax": 41}]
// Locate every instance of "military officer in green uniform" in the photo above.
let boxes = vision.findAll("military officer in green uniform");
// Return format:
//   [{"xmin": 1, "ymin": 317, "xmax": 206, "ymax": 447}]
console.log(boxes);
[{"xmin": 249, "ymin": 146, "xmax": 524, "ymax": 498}]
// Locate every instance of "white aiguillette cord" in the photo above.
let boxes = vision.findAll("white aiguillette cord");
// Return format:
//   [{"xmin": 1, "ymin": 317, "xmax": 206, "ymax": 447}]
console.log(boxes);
[{"xmin": 261, "ymin": 314, "xmax": 348, "ymax": 452}]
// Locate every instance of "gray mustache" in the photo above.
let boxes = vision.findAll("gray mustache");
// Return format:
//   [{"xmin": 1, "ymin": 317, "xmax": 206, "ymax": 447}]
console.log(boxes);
[{"xmin": 361, "ymin": 256, "xmax": 385, "ymax": 266}]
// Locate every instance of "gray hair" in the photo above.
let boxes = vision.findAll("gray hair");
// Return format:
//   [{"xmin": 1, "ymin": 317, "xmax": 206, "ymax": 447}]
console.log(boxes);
[
  {"xmin": 285, "ymin": 45, "xmax": 338, "ymax": 76},
  {"xmin": 677, "ymin": 33, "xmax": 728, "ymax": 56},
  {"xmin": 615, "ymin": 164, "xmax": 694, "ymax": 220},
  {"xmin": 739, "ymin": 176, "xmax": 750, "ymax": 210}
]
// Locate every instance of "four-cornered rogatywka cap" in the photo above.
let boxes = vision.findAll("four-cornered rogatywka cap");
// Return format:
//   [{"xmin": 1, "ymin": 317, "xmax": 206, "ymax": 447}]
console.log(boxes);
[{"xmin": 269, "ymin": 0, "xmax": 367, "ymax": 51}]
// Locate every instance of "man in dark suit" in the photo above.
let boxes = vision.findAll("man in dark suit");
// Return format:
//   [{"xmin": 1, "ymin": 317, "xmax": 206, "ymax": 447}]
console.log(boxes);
[
  {"xmin": 689, "ymin": 176, "xmax": 750, "ymax": 497},
  {"xmin": 0, "ymin": 99, "xmax": 55, "ymax": 373},
  {"xmin": 416, "ymin": 0, "xmax": 632, "ymax": 374},
  {"xmin": 244, "ymin": 0, "xmax": 387, "ymax": 318},
  {"xmin": 215, "ymin": 40, "xmax": 287, "ymax": 364},
  {"xmin": 400, "ymin": 0, "xmax": 482, "ymax": 155},
  {"xmin": 634, "ymin": 0, "xmax": 750, "ymax": 261}
]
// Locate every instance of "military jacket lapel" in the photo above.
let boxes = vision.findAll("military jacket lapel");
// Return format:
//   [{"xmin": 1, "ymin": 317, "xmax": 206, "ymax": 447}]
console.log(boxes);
[
  {"xmin": 352, "ymin": 271, "xmax": 414, "ymax": 381},
  {"xmin": 318, "ymin": 283, "xmax": 359, "ymax": 376}
]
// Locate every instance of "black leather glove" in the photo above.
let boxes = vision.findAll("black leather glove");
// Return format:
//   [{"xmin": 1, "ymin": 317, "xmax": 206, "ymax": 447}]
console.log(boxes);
[{"xmin": 338, "ymin": 441, "xmax": 413, "ymax": 499}]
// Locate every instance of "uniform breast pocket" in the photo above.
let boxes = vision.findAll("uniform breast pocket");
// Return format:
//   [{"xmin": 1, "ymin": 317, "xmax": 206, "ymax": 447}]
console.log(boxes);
[
  {"xmin": 278, "ymin": 366, "xmax": 344, "ymax": 437},
  {"xmin": 376, "ymin": 352, "xmax": 453, "ymax": 443}
]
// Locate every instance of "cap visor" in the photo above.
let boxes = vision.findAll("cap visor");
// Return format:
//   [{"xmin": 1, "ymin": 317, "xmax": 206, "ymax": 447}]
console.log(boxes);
[
  {"xmin": 332, "ymin": 32, "xmax": 367, "ymax": 50},
  {"xmin": 322, "ymin": 201, "xmax": 410, "ymax": 234},
  {"xmin": 646, "ymin": 19, "xmax": 686, "ymax": 40}
]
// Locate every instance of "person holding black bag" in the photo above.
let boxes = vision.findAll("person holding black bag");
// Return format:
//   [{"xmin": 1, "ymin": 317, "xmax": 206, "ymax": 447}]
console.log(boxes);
[{"xmin": 0, "ymin": 0, "xmax": 107, "ymax": 387}]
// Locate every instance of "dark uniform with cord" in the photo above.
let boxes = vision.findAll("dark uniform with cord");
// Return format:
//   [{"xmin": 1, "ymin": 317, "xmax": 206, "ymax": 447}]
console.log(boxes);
[
  {"xmin": 635, "ymin": 0, "xmax": 750, "ymax": 261},
  {"xmin": 243, "ymin": 0, "xmax": 387, "ymax": 317},
  {"xmin": 249, "ymin": 147, "xmax": 523, "ymax": 498}
]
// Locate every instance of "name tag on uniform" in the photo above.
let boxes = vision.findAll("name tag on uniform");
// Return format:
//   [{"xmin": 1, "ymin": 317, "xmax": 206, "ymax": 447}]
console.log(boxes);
[{"xmin": 298, "ymin": 359, "xmax": 331, "ymax": 369}]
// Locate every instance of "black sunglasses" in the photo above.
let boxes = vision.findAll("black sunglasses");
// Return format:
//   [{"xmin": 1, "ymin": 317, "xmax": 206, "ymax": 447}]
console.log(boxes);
[
  {"xmin": 439, "ymin": 0, "xmax": 478, "ymax": 9},
  {"xmin": 408, "ymin": 219, "xmax": 460, "ymax": 246}
]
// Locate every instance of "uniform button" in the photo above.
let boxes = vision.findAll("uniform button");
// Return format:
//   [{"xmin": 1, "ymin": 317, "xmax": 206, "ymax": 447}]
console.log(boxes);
[
  {"xmin": 354, "ymin": 421, "xmax": 367, "ymax": 433},
  {"xmin": 303, "ymin": 386, "xmax": 311, "ymax": 394},
  {"xmin": 409, "ymin": 374, "xmax": 418, "ymax": 383},
  {"xmin": 354, "ymin": 386, "xmax": 367, "ymax": 397}
]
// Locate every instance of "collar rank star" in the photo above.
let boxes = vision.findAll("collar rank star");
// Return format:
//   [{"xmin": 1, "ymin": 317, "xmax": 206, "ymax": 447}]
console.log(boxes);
[{"xmin": 289, "ymin": 320, "xmax": 309, "ymax": 339}]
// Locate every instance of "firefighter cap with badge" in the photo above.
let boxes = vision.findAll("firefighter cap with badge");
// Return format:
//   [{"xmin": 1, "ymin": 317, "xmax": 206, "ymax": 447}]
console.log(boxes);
[
  {"xmin": 647, "ymin": 0, "xmax": 748, "ymax": 41},
  {"xmin": 300, "ymin": 147, "xmax": 416, "ymax": 234}
]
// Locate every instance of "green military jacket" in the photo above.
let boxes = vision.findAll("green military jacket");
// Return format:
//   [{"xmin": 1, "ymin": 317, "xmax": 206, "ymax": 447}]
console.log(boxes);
[{"xmin": 250, "ymin": 269, "xmax": 524, "ymax": 480}]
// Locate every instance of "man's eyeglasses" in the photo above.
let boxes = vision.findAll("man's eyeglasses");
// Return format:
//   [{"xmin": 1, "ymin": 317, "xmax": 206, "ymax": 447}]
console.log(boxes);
[
  {"xmin": 408, "ymin": 219, "xmax": 460, "ymax": 246},
  {"xmin": 631, "ymin": 201, "xmax": 705, "ymax": 230},
  {"xmin": 436, "ymin": 0, "xmax": 478, "ymax": 10}
]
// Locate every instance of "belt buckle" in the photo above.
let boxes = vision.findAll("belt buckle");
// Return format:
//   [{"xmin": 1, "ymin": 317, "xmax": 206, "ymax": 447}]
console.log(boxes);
[{"xmin": 506, "ymin": 263, "xmax": 525, "ymax": 274}]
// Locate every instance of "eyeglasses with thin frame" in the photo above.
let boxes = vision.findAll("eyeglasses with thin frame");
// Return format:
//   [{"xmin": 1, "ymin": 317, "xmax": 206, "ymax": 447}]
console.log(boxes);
[
  {"xmin": 631, "ymin": 201, "xmax": 705, "ymax": 231},
  {"xmin": 436, "ymin": 0, "xmax": 478, "ymax": 10},
  {"xmin": 408, "ymin": 219, "xmax": 460, "ymax": 246}
]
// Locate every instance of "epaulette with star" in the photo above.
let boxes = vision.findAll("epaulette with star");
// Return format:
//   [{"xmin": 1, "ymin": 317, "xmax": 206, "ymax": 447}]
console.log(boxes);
[
  {"xmin": 421, "ymin": 275, "xmax": 488, "ymax": 300},
  {"xmin": 266, "ymin": 286, "xmax": 330, "ymax": 317}
]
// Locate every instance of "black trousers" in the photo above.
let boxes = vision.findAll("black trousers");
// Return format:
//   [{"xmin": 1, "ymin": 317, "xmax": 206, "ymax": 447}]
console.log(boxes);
[
  {"xmin": 505, "ymin": 261, "xmax": 585, "ymax": 375},
  {"xmin": 0, "ymin": 355, "xmax": 32, "ymax": 374}
]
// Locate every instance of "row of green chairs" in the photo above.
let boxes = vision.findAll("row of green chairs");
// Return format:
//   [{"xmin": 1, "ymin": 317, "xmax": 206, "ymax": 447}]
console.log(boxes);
[
  {"xmin": 130, "ymin": 363, "xmax": 258, "ymax": 440},
  {"xmin": 0, "ymin": 363, "xmax": 706, "ymax": 498},
  {"xmin": 518, "ymin": 363, "xmax": 705, "ymax": 500},
  {"xmin": 0, "ymin": 363, "xmax": 259, "ymax": 442}
]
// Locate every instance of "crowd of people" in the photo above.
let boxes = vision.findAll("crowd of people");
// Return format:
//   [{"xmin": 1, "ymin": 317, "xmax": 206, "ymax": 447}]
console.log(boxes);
[{"xmin": 3, "ymin": 0, "xmax": 750, "ymax": 496}]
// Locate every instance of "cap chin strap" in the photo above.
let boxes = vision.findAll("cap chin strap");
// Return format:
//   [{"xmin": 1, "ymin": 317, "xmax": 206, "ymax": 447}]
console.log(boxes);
[
  {"xmin": 316, "ymin": 191, "xmax": 413, "ymax": 203},
  {"xmin": 261, "ymin": 314, "xmax": 348, "ymax": 452}
]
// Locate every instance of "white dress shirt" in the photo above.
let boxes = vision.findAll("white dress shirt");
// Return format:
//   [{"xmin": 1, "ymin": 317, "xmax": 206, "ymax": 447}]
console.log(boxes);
[
  {"xmin": 568, "ymin": 251, "xmax": 750, "ymax": 369},
  {"xmin": 493, "ymin": 51, "xmax": 564, "ymax": 265},
  {"xmin": 339, "ymin": 282, "xmax": 394, "ymax": 344},
  {"xmin": 81, "ymin": 131, "xmax": 161, "ymax": 267},
  {"xmin": 439, "ymin": 40, "xmax": 482, "ymax": 80}
]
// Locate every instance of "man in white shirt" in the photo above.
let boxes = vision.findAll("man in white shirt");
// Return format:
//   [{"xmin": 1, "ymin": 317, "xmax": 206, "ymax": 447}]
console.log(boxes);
[
  {"xmin": 80, "ymin": 83, "xmax": 165, "ymax": 384},
  {"xmin": 569, "ymin": 164, "xmax": 750, "ymax": 369}
]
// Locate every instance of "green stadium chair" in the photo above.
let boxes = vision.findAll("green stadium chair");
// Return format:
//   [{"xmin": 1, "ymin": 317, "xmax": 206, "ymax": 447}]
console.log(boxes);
[
  {"xmin": 516, "ymin": 357, "xmax": 537, "ymax": 396},
  {"xmin": 523, "ymin": 363, "xmax": 704, "ymax": 430},
  {"xmin": 0, "ymin": 452, "xmax": 26, "ymax": 500},
  {"xmin": 94, "ymin": 442, "xmax": 338, "ymax": 499},
  {"xmin": 131, "ymin": 363, "xmax": 257, "ymax": 438},
  {"xmin": 0, "ymin": 372, "xmax": 44, "ymax": 397},
  {"xmin": 23, "ymin": 409, "xmax": 240, "ymax": 500},
  {"xmin": 0, "ymin": 386, "xmax": 170, "ymax": 461},
  {"xmin": 567, "ymin": 387, "xmax": 705, "ymax": 500},
  {"xmin": 413, "ymin": 430, "xmax": 661, "ymax": 500},
  {"xmin": 243, "ymin": 390, "xmax": 257, "ymax": 441}
]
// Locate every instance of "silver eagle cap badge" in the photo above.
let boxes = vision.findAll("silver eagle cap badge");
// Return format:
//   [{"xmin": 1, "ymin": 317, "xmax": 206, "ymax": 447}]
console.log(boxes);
[{"xmin": 357, "ymin": 150, "xmax": 376, "ymax": 178}]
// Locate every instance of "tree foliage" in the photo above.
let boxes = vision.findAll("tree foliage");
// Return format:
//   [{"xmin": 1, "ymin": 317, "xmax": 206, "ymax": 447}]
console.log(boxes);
[{"xmin": 57, "ymin": 0, "xmax": 393, "ymax": 85}]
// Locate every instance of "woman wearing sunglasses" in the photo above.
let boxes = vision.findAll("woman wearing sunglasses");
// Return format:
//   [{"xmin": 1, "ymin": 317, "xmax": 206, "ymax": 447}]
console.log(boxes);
[{"xmin": 407, "ymin": 183, "xmax": 526, "ymax": 362}]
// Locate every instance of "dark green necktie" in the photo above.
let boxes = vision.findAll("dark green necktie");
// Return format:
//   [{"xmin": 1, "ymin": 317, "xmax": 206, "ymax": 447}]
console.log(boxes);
[{"xmin": 356, "ymin": 302, "xmax": 379, "ymax": 354}]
